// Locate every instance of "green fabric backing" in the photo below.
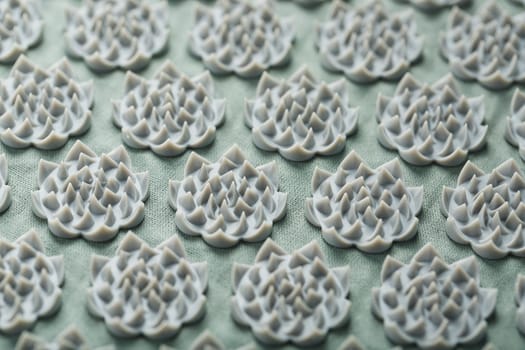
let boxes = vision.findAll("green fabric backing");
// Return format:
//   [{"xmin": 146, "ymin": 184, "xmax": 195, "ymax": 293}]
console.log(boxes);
[{"xmin": 0, "ymin": 0, "xmax": 524, "ymax": 349}]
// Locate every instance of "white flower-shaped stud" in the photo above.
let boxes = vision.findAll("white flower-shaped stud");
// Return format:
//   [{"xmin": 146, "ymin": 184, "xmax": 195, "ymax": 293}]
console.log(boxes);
[
  {"xmin": 231, "ymin": 239, "xmax": 351, "ymax": 346},
  {"xmin": 64, "ymin": 0, "xmax": 169, "ymax": 72},
  {"xmin": 159, "ymin": 330, "xmax": 256, "ymax": 350},
  {"xmin": 113, "ymin": 61, "xmax": 225, "ymax": 157},
  {"xmin": 32, "ymin": 141, "xmax": 149, "ymax": 242},
  {"xmin": 441, "ymin": 159, "xmax": 525, "ymax": 259},
  {"xmin": 0, "ymin": 0, "xmax": 43, "ymax": 63},
  {"xmin": 169, "ymin": 145, "xmax": 287, "ymax": 248},
  {"xmin": 0, "ymin": 154, "xmax": 11, "ymax": 213},
  {"xmin": 377, "ymin": 74, "xmax": 487, "ymax": 166},
  {"xmin": 440, "ymin": 1, "xmax": 525, "ymax": 89},
  {"xmin": 372, "ymin": 244, "xmax": 497, "ymax": 349},
  {"xmin": 394, "ymin": 0, "xmax": 470, "ymax": 10},
  {"xmin": 316, "ymin": 0, "xmax": 423, "ymax": 83},
  {"xmin": 505, "ymin": 90, "xmax": 525, "ymax": 161},
  {"xmin": 0, "ymin": 56, "xmax": 93, "ymax": 149},
  {"xmin": 87, "ymin": 232, "xmax": 208, "ymax": 339},
  {"xmin": 306, "ymin": 151, "xmax": 423, "ymax": 253},
  {"xmin": 0, "ymin": 230, "xmax": 64, "ymax": 334},
  {"xmin": 188, "ymin": 0, "xmax": 294, "ymax": 78},
  {"xmin": 15, "ymin": 326, "xmax": 114, "ymax": 350},
  {"xmin": 245, "ymin": 66, "xmax": 358, "ymax": 161}
]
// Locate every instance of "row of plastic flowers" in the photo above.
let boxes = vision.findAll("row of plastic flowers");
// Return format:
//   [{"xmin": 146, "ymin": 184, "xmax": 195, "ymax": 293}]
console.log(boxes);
[
  {"xmin": 3, "ymin": 53, "xmax": 525, "ymax": 165},
  {"xmin": 5, "ymin": 0, "xmax": 525, "ymax": 89},
  {"xmin": 1, "ymin": 227, "xmax": 520, "ymax": 349}
]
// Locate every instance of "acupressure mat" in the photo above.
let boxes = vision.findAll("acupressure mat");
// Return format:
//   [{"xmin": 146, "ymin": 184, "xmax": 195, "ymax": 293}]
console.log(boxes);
[{"xmin": 0, "ymin": 0, "xmax": 523, "ymax": 349}]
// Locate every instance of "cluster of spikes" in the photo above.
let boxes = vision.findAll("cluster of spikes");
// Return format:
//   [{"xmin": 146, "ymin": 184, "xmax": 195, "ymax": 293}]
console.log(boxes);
[
  {"xmin": 0, "ymin": 56, "xmax": 93, "ymax": 149},
  {"xmin": 441, "ymin": 159, "xmax": 525, "ymax": 259},
  {"xmin": 245, "ymin": 67, "xmax": 358, "ymax": 161},
  {"xmin": 113, "ymin": 61, "xmax": 225, "ymax": 157},
  {"xmin": 15, "ymin": 326, "xmax": 115, "ymax": 350},
  {"xmin": 505, "ymin": 89, "xmax": 525, "ymax": 161},
  {"xmin": 0, "ymin": 0, "xmax": 43, "ymax": 63},
  {"xmin": 395, "ymin": 0, "xmax": 470, "ymax": 10},
  {"xmin": 169, "ymin": 145, "xmax": 287, "ymax": 248},
  {"xmin": 188, "ymin": 0, "xmax": 294, "ymax": 78},
  {"xmin": 231, "ymin": 239, "xmax": 351, "ymax": 346},
  {"xmin": 372, "ymin": 244, "xmax": 497, "ymax": 349},
  {"xmin": 439, "ymin": 1, "xmax": 525, "ymax": 89},
  {"xmin": 64, "ymin": 0, "xmax": 169, "ymax": 72},
  {"xmin": 87, "ymin": 232, "xmax": 208, "ymax": 339},
  {"xmin": 306, "ymin": 150, "xmax": 423, "ymax": 253},
  {"xmin": 0, "ymin": 230, "xmax": 64, "ymax": 334},
  {"xmin": 159, "ymin": 330, "xmax": 256, "ymax": 350},
  {"xmin": 315, "ymin": 0, "xmax": 423, "ymax": 83},
  {"xmin": 32, "ymin": 141, "xmax": 149, "ymax": 242},
  {"xmin": 376, "ymin": 74, "xmax": 487, "ymax": 166}
]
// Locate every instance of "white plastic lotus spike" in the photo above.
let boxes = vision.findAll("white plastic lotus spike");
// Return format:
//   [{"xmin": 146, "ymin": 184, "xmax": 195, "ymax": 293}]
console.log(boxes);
[
  {"xmin": 441, "ymin": 159, "xmax": 525, "ymax": 259},
  {"xmin": 505, "ymin": 90, "xmax": 525, "ymax": 161},
  {"xmin": 316, "ymin": 0, "xmax": 423, "ymax": 83},
  {"xmin": 377, "ymin": 73, "xmax": 487, "ymax": 166},
  {"xmin": 372, "ymin": 244, "xmax": 497, "ymax": 349},
  {"xmin": 245, "ymin": 66, "xmax": 358, "ymax": 161},
  {"xmin": 159, "ymin": 330, "xmax": 256, "ymax": 350},
  {"xmin": 0, "ymin": 56, "xmax": 93, "ymax": 149},
  {"xmin": 440, "ymin": 1, "xmax": 525, "ymax": 89},
  {"xmin": 0, "ymin": 0, "xmax": 43, "ymax": 63},
  {"xmin": 169, "ymin": 145, "xmax": 287, "ymax": 248},
  {"xmin": 395, "ymin": 0, "xmax": 470, "ymax": 10},
  {"xmin": 32, "ymin": 141, "xmax": 149, "ymax": 241},
  {"xmin": 15, "ymin": 325, "xmax": 115, "ymax": 350},
  {"xmin": 188, "ymin": 0, "xmax": 294, "ymax": 78},
  {"xmin": 231, "ymin": 239, "xmax": 351, "ymax": 346},
  {"xmin": 0, "ymin": 230, "xmax": 64, "ymax": 334},
  {"xmin": 113, "ymin": 61, "xmax": 225, "ymax": 157},
  {"xmin": 306, "ymin": 151, "xmax": 423, "ymax": 253},
  {"xmin": 283, "ymin": 0, "xmax": 328, "ymax": 5},
  {"xmin": 0, "ymin": 154, "xmax": 11, "ymax": 213},
  {"xmin": 87, "ymin": 232, "xmax": 208, "ymax": 339},
  {"xmin": 516, "ymin": 274, "xmax": 525, "ymax": 335},
  {"xmin": 64, "ymin": 0, "xmax": 169, "ymax": 72}
]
